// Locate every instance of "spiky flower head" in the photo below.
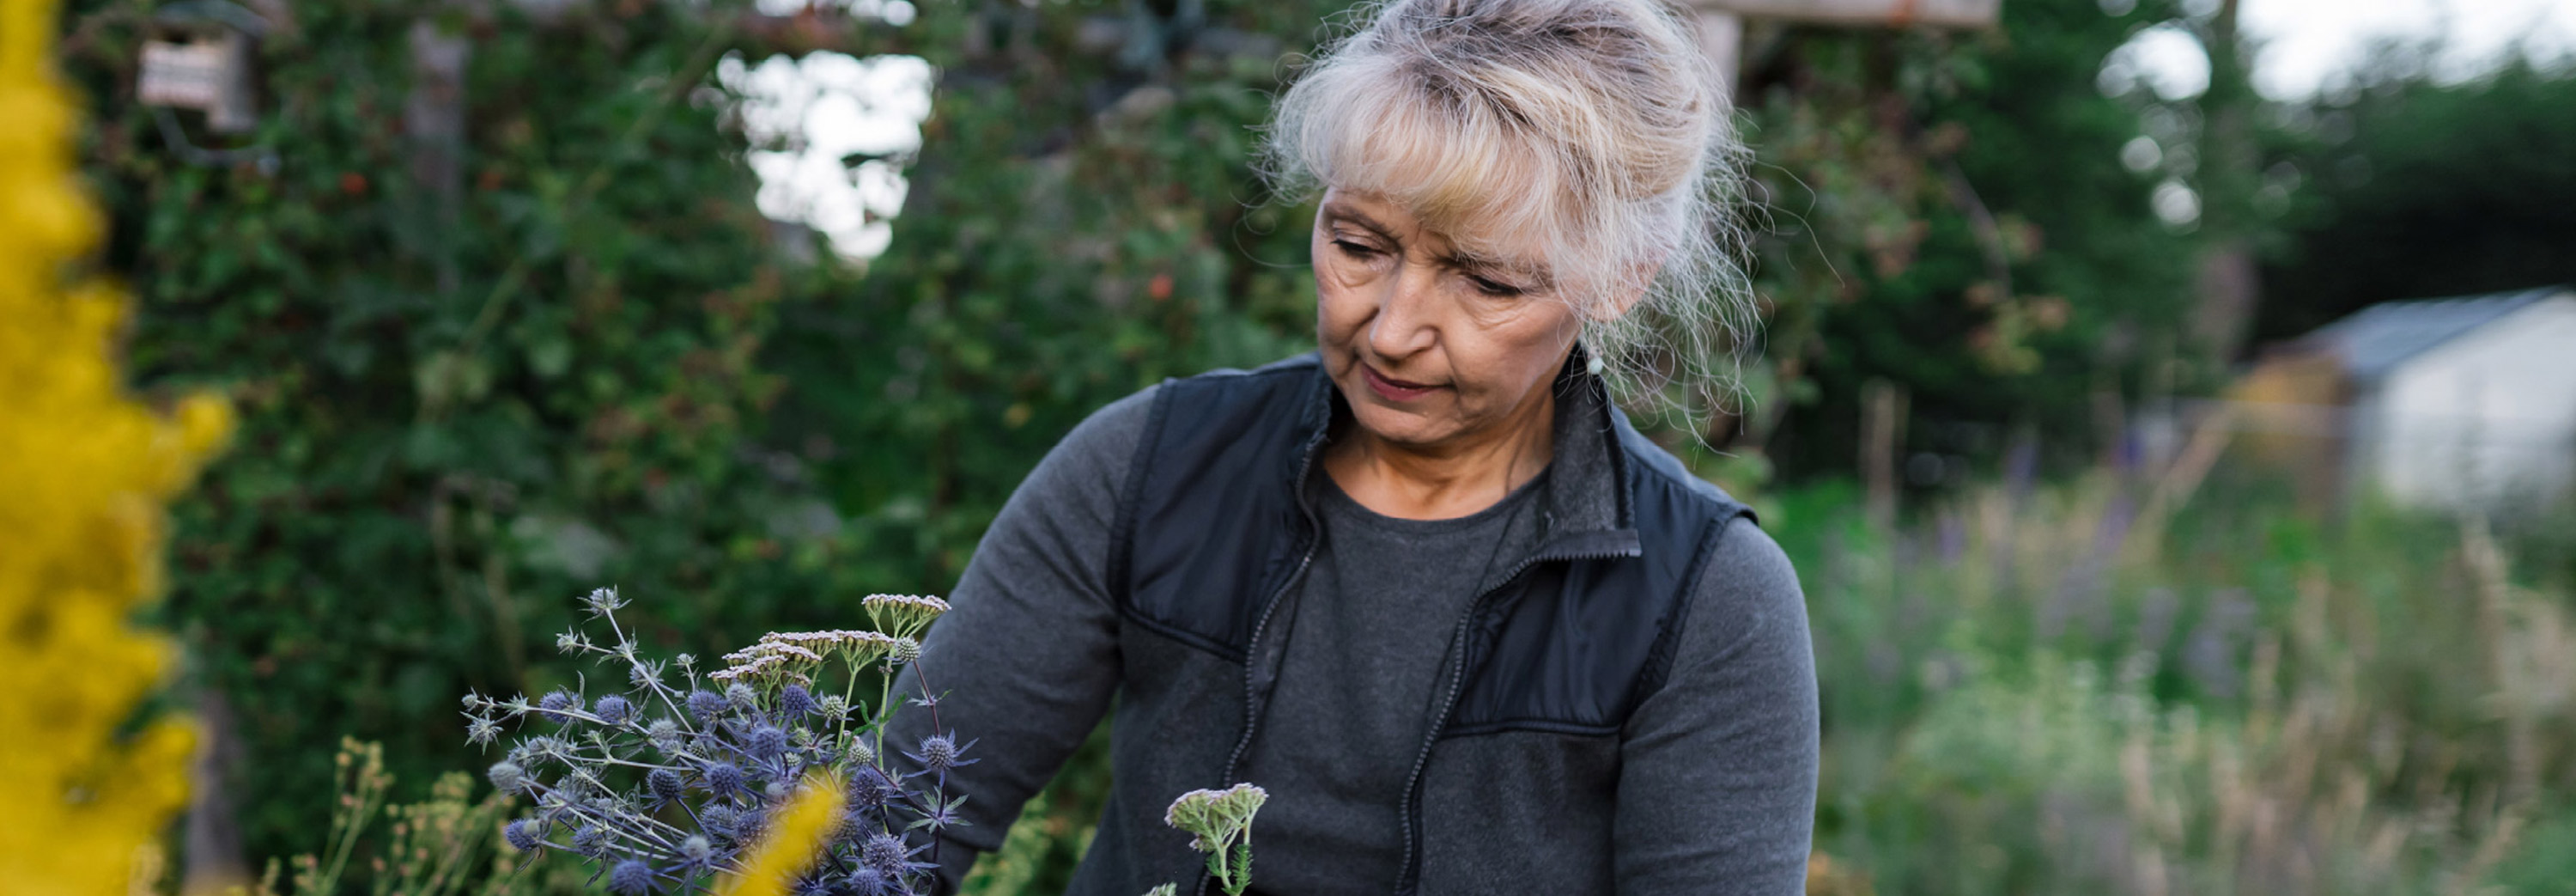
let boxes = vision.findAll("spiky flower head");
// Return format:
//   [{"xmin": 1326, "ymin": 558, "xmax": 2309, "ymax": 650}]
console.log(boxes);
[
  {"xmin": 570, "ymin": 825, "xmax": 608, "ymax": 857},
  {"xmin": 750, "ymin": 724, "xmax": 789, "ymax": 759},
  {"xmin": 504, "ymin": 819, "xmax": 544, "ymax": 852},
  {"xmin": 848, "ymin": 765, "xmax": 897, "ymax": 809},
  {"xmin": 845, "ymin": 867, "xmax": 898, "ymax": 896},
  {"xmin": 862, "ymin": 594, "xmax": 951, "ymax": 638},
  {"xmin": 779, "ymin": 684, "xmax": 815, "ymax": 718},
  {"xmin": 905, "ymin": 733, "xmax": 979, "ymax": 775},
  {"xmin": 647, "ymin": 768, "xmax": 683, "ymax": 803},
  {"xmin": 647, "ymin": 718, "xmax": 683, "ymax": 755},
  {"xmin": 465, "ymin": 713, "xmax": 501, "ymax": 747},
  {"xmin": 593, "ymin": 694, "xmax": 633, "ymax": 726},
  {"xmin": 628, "ymin": 658, "xmax": 664, "ymax": 690},
  {"xmin": 584, "ymin": 586, "xmax": 629, "ymax": 618},
  {"xmin": 488, "ymin": 761, "xmax": 528, "ymax": 795},
  {"xmin": 608, "ymin": 857, "xmax": 653, "ymax": 894},
  {"xmin": 701, "ymin": 803, "xmax": 740, "ymax": 840},
  {"xmin": 889, "ymin": 637, "xmax": 921, "ymax": 665},
  {"xmin": 703, "ymin": 761, "xmax": 744, "ymax": 796},
  {"xmin": 538, "ymin": 689, "xmax": 578, "ymax": 721},
  {"xmin": 678, "ymin": 834, "xmax": 714, "ymax": 862},
  {"xmin": 687, "ymin": 689, "xmax": 726, "ymax": 722},
  {"xmin": 860, "ymin": 832, "xmax": 914, "ymax": 876},
  {"xmin": 725, "ymin": 683, "xmax": 757, "ymax": 710}
]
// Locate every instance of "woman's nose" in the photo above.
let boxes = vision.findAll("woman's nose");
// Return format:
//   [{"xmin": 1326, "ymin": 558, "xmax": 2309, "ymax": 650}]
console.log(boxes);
[{"xmin": 1367, "ymin": 263, "xmax": 1442, "ymax": 361}]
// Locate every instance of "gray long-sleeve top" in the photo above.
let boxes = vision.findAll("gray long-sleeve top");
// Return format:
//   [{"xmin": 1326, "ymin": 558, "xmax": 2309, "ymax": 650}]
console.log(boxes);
[{"xmin": 886, "ymin": 380, "xmax": 1819, "ymax": 894}]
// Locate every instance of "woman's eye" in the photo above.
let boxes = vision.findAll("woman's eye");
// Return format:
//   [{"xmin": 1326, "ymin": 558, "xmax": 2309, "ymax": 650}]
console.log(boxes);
[
  {"xmin": 1331, "ymin": 239, "xmax": 1382, "ymax": 259},
  {"xmin": 1467, "ymin": 276, "xmax": 1525, "ymax": 297}
]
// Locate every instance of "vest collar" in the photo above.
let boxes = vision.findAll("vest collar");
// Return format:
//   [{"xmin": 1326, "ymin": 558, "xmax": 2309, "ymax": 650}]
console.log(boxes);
[{"xmin": 1290, "ymin": 346, "xmax": 1643, "ymax": 559}]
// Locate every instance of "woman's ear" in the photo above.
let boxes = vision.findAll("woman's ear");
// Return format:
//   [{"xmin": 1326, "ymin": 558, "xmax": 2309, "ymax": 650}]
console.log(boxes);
[{"xmin": 1583, "ymin": 259, "xmax": 1662, "ymax": 322}]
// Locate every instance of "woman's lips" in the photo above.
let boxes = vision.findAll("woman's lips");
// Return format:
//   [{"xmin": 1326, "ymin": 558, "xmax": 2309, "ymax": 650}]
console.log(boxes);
[{"xmin": 1361, "ymin": 363, "xmax": 1442, "ymax": 402}]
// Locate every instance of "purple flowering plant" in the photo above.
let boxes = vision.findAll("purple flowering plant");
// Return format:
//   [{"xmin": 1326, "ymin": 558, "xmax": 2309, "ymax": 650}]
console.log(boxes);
[{"xmin": 460, "ymin": 587, "xmax": 971, "ymax": 895}]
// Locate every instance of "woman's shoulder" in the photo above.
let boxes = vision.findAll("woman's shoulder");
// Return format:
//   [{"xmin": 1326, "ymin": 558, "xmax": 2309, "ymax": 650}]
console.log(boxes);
[{"xmin": 1654, "ymin": 514, "xmax": 1808, "ymax": 678}]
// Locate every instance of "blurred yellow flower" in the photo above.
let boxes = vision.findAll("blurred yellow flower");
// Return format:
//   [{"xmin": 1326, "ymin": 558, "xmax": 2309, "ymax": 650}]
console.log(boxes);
[{"xmin": 0, "ymin": 0, "xmax": 234, "ymax": 892}]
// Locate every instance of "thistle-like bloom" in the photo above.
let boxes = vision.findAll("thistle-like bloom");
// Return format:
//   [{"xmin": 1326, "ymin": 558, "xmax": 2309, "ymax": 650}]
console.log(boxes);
[
  {"xmin": 584, "ymin": 586, "xmax": 628, "ymax": 618},
  {"xmin": 904, "ymin": 733, "xmax": 979, "ymax": 775},
  {"xmin": 594, "ymin": 694, "xmax": 634, "ymax": 726},
  {"xmin": 704, "ymin": 761, "xmax": 744, "ymax": 796},
  {"xmin": 570, "ymin": 825, "xmax": 608, "ymax": 857},
  {"xmin": 677, "ymin": 834, "xmax": 714, "ymax": 862},
  {"xmin": 608, "ymin": 857, "xmax": 653, "ymax": 894},
  {"xmin": 538, "ymin": 689, "xmax": 578, "ymax": 721},
  {"xmin": 686, "ymin": 689, "xmax": 726, "ymax": 722},
  {"xmin": 725, "ymin": 683, "xmax": 757, "ymax": 710},
  {"xmin": 750, "ymin": 725, "xmax": 789, "ymax": 759},
  {"xmin": 779, "ymin": 684, "xmax": 815, "ymax": 718},
  {"xmin": 647, "ymin": 768, "xmax": 683, "ymax": 803},
  {"xmin": 844, "ymin": 867, "xmax": 899, "ymax": 896},
  {"xmin": 701, "ymin": 804, "xmax": 740, "ymax": 840},
  {"xmin": 647, "ymin": 718, "xmax": 683, "ymax": 755},
  {"xmin": 465, "ymin": 713, "xmax": 501, "ymax": 747},
  {"xmin": 504, "ymin": 819, "xmax": 543, "ymax": 852},
  {"xmin": 488, "ymin": 761, "xmax": 528, "ymax": 795},
  {"xmin": 847, "ymin": 765, "xmax": 898, "ymax": 810},
  {"xmin": 860, "ymin": 832, "xmax": 928, "ymax": 877},
  {"xmin": 889, "ymin": 637, "xmax": 921, "ymax": 665}
]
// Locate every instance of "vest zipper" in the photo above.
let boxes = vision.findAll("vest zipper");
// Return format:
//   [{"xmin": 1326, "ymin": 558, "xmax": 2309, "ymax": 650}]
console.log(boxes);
[
  {"xmin": 1390, "ymin": 542, "xmax": 1639, "ymax": 896},
  {"xmin": 1196, "ymin": 433, "xmax": 1328, "ymax": 896}
]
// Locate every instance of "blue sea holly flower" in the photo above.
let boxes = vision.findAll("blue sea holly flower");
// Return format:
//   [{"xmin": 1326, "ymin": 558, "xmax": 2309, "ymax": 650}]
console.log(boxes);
[
  {"xmin": 584, "ymin": 586, "xmax": 627, "ymax": 618},
  {"xmin": 904, "ymin": 733, "xmax": 980, "ymax": 775},
  {"xmin": 538, "ymin": 690, "xmax": 578, "ymax": 721},
  {"xmin": 679, "ymin": 834, "xmax": 714, "ymax": 863},
  {"xmin": 504, "ymin": 819, "xmax": 543, "ymax": 852},
  {"xmin": 847, "ymin": 765, "xmax": 896, "ymax": 809},
  {"xmin": 750, "ymin": 725, "xmax": 788, "ymax": 759},
  {"xmin": 703, "ymin": 760, "xmax": 744, "ymax": 795},
  {"xmin": 780, "ymin": 684, "xmax": 815, "ymax": 718},
  {"xmin": 844, "ymin": 867, "xmax": 898, "ymax": 896},
  {"xmin": 860, "ymin": 832, "xmax": 915, "ymax": 876},
  {"xmin": 608, "ymin": 857, "xmax": 653, "ymax": 894},
  {"xmin": 700, "ymin": 803, "xmax": 740, "ymax": 840},
  {"xmin": 571, "ymin": 825, "xmax": 608, "ymax": 857},
  {"xmin": 687, "ymin": 689, "xmax": 726, "ymax": 722},
  {"xmin": 647, "ymin": 767, "xmax": 683, "ymax": 803},
  {"xmin": 594, "ymin": 694, "xmax": 633, "ymax": 726},
  {"xmin": 725, "ymin": 683, "xmax": 756, "ymax": 710},
  {"xmin": 487, "ymin": 761, "xmax": 527, "ymax": 795}
]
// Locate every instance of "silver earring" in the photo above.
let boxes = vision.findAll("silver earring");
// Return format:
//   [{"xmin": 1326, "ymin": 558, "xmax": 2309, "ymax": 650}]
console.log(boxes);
[{"xmin": 1586, "ymin": 356, "xmax": 1605, "ymax": 375}]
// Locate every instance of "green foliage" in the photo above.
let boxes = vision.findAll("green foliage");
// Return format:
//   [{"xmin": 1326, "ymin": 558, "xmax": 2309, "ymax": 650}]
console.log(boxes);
[
  {"xmin": 1736, "ymin": 2, "xmax": 2200, "ymax": 476},
  {"xmin": 1782, "ymin": 465, "xmax": 2576, "ymax": 894},
  {"xmin": 70, "ymin": 0, "xmax": 1337, "ymax": 877},
  {"xmin": 67, "ymin": 0, "xmax": 887, "ymax": 865},
  {"xmin": 2257, "ymin": 58, "xmax": 2576, "ymax": 340}
]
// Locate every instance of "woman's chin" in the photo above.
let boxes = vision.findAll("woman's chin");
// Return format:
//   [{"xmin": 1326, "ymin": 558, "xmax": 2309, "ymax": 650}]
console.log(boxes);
[{"xmin": 1342, "ymin": 396, "xmax": 1461, "ymax": 447}]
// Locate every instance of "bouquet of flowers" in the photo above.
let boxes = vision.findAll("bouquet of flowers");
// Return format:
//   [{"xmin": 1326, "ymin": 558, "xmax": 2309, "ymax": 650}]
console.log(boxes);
[{"xmin": 459, "ymin": 587, "xmax": 970, "ymax": 895}]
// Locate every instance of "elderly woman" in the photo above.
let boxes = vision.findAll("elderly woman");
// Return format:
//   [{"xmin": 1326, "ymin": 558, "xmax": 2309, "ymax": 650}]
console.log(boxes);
[{"xmin": 890, "ymin": 1, "xmax": 1817, "ymax": 893}]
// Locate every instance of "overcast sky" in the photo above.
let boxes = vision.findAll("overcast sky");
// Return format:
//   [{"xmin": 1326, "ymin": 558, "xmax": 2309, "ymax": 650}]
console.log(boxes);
[{"xmin": 2225, "ymin": 0, "xmax": 2573, "ymax": 98}]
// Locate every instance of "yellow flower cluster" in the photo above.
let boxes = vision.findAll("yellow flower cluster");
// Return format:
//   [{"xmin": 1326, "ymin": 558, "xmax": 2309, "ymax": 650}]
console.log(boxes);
[{"xmin": 0, "ymin": 0, "xmax": 234, "ymax": 892}]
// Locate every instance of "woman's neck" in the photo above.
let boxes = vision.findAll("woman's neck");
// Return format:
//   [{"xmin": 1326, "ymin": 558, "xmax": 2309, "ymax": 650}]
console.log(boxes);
[{"xmin": 1323, "ymin": 388, "xmax": 1555, "ymax": 521}]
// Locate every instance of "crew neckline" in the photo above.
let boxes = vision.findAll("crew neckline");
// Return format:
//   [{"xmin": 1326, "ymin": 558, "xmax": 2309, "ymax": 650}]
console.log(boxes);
[{"xmin": 1313, "ymin": 463, "xmax": 1552, "ymax": 535}]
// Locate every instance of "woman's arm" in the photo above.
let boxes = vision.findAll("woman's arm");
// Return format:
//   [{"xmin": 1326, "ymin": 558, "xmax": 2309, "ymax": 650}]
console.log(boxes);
[
  {"xmin": 881, "ymin": 386, "xmax": 1159, "ymax": 889},
  {"xmin": 1613, "ymin": 520, "xmax": 1820, "ymax": 894}
]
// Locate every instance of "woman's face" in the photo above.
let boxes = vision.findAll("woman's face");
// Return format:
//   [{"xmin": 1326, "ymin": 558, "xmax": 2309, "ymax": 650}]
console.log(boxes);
[{"xmin": 1312, "ymin": 187, "xmax": 1583, "ymax": 449}]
